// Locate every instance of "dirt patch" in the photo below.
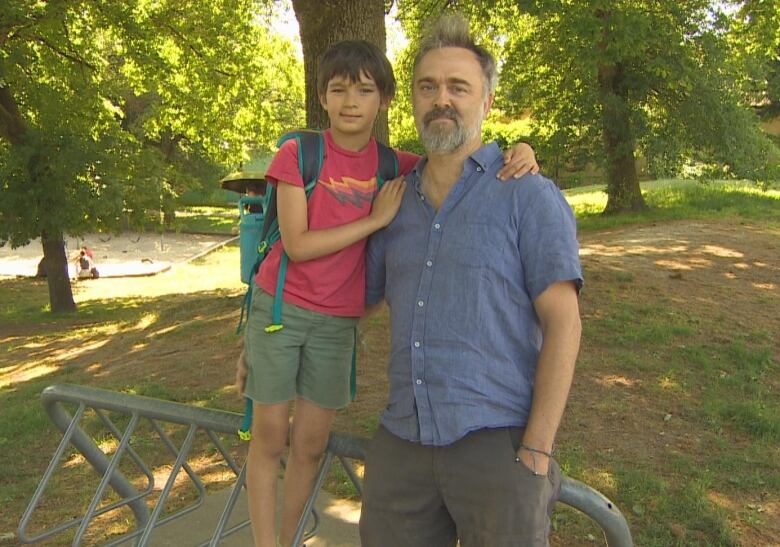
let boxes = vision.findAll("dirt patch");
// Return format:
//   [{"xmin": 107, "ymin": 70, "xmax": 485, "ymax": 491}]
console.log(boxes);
[
  {"xmin": 344, "ymin": 219, "xmax": 780, "ymax": 546},
  {"xmin": 3, "ymin": 219, "xmax": 778, "ymax": 545}
]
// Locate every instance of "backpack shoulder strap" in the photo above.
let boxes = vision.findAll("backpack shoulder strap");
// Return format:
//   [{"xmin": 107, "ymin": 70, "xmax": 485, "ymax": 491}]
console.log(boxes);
[
  {"xmin": 276, "ymin": 129, "xmax": 324, "ymax": 193},
  {"xmin": 375, "ymin": 141, "xmax": 399, "ymax": 188},
  {"xmin": 261, "ymin": 130, "xmax": 325, "ymax": 240}
]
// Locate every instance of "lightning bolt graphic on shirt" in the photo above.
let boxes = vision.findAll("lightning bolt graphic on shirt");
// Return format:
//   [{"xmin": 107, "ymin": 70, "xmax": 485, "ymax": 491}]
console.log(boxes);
[{"xmin": 318, "ymin": 176, "xmax": 377, "ymax": 207}]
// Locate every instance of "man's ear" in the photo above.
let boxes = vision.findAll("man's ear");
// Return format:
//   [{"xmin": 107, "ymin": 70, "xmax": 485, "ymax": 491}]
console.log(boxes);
[
  {"xmin": 483, "ymin": 92, "xmax": 495, "ymax": 117},
  {"xmin": 319, "ymin": 94, "xmax": 328, "ymax": 110},
  {"xmin": 379, "ymin": 95, "xmax": 393, "ymax": 111}
]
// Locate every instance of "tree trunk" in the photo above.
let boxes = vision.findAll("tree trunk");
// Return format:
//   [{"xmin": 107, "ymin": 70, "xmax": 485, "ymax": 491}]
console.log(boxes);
[
  {"xmin": 2, "ymin": 82, "xmax": 77, "ymax": 312},
  {"xmin": 597, "ymin": 64, "xmax": 647, "ymax": 214},
  {"xmin": 291, "ymin": 0, "xmax": 390, "ymax": 143},
  {"xmin": 41, "ymin": 230, "xmax": 76, "ymax": 313}
]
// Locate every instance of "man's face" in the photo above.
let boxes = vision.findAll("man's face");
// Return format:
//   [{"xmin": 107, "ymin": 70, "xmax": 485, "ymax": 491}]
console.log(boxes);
[{"xmin": 412, "ymin": 47, "xmax": 494, "ymax": 154}]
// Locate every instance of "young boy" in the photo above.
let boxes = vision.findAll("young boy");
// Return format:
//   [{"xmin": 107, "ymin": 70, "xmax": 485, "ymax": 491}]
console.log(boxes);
[{"xmin": 238, "ymin": 40, "xmax": 538, "ymax": 547}]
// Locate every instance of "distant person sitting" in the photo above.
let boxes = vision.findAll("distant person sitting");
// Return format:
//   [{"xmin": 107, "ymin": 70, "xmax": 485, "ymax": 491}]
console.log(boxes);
[{"xmin": 76, "ymin": 248, "xmax": 99, "ymax": 279}]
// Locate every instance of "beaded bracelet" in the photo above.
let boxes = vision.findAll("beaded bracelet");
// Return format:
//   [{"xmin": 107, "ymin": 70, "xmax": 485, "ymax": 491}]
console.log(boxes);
[
  {"xmin": 514, "ymin": 444, "xmax": 554, "ymax": 476},
  {"xmin": 520, "ymin": 443, "xmax": 553, "ymax": 458}
]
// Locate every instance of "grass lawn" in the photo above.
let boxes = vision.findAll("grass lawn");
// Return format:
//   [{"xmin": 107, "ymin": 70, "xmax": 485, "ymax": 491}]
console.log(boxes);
[
  {"xmin": 173, "ymin": 205, "xmax": 238, "ymax": 235},
  {"xmin": 1, "ymin": 179, "xmax": 778, "ymax": 545}
]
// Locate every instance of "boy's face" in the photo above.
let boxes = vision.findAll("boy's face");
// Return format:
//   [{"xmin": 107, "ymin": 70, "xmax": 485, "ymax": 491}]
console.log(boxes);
[{"xmin": 320, "ymin": 71, "xmax": 388, "ymax": 139}]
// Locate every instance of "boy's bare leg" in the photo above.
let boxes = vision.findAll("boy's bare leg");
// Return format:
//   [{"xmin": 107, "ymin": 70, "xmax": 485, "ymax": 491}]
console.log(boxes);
[
  {"xmin": 278, "ymin": 398, "xmax": 336, "ymax": 547},
  {"xmin": 247, "ymin": 401, "xmax": 291, "ymax": 547}
]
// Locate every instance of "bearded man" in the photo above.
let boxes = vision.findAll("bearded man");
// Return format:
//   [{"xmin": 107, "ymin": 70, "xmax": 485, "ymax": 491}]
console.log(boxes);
[{"xmin": 359, "ymin": 14, "xmax": 584, "ymax": 547}]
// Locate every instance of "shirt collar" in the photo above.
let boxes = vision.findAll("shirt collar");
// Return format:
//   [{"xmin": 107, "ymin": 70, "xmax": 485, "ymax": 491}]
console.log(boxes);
[{"xmin": 411, "ymin": 141, "xmax": 502, "ymax": 192}]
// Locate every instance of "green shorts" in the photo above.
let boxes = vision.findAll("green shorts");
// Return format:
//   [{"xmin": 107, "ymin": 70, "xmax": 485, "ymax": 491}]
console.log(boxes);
[{"xmin": 244, "ymin": 288, "xmax": 359, "ymax": 409}]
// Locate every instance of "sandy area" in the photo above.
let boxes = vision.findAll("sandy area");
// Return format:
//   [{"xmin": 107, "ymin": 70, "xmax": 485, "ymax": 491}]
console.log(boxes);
[{"xmin": 0, "ymin": 233, "xmax": 236, "ymax": 278}]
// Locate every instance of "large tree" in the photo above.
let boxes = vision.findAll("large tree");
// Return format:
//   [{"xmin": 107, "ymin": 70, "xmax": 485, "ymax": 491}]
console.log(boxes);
[
  {"xmin": 396, "ymin": 0, "xmax": 777, "ymax": 212},
  {"xmin": 291, "ymin": 0, "xmax": 392, "ymax": 142},
  {"xmin": 728, "ymin": 0, "xmax": 780, "ymax": 120},
  {"xmin": 0, "ymin": 0, "xmax": 302, "ymax": 312}
]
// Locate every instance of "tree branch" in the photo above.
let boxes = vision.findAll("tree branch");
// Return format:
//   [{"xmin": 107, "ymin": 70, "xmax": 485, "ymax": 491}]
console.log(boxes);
[
  {"xmin": 1, "ymin": 0, "xmax": 71, "ymax": 47},
  {"xmin": 0, "ymin": 84, "xmax": 27, "ymax": 145},
  {"xmin": 32, "ymin": 35, "xmax": 96, "ymax": 70}
]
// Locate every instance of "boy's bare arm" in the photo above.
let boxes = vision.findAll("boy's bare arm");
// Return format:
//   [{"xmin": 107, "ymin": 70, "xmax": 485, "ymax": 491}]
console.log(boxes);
[{"xmin": 277, "ymin": 179, "xmax": 406, "ymax": 262}]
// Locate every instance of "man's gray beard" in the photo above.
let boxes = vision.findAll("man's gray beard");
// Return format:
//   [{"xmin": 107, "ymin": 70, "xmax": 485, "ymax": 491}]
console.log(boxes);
[{"xmin": 418, "ymin": 114, "xmax": 482, "ymax": 154}]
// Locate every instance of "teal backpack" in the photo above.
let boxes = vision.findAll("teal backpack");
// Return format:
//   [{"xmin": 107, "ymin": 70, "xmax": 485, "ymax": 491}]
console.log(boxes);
[{"xmin": 238, "ymin": 129, "xmax": 399, "ymax": 440}]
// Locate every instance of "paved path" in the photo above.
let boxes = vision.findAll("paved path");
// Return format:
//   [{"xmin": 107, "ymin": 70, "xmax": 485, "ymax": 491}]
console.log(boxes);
[
  {"xmin": 0, "ymin": 233, "xmax": 234, "ymax": 278},
  {"xmin": 148, "ymin": 480, "xmax": 361, "ymax": 546}
]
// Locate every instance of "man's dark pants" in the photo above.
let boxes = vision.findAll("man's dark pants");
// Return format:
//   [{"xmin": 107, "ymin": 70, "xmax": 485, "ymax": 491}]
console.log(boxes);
[{"xmin": 359, "ymin": 426, "xmax": 561, "ymax": 547}]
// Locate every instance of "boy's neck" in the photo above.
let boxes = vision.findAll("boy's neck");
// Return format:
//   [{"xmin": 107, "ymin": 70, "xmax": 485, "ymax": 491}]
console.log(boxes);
[{"xmin": 329, "ymin": 127, "xmax": 373, "ymax": 152}]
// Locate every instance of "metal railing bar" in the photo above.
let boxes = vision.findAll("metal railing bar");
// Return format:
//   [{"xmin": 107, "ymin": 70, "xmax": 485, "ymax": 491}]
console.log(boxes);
[
  {"xmin": 104, "ymin": 491, "xmax": 213, "ymax": 547},
  {"xmin": 207, "ymin": 462, "xmax": 248, "ymax": 547},
  {"xmin": 24, "ymin": 385, "xmax": 634, "ymax": 547},
  {"xmin": 326, "ymin": 433, "xmax": 368, "ymax": 460},
  {"xmin": 95, "ymin": 409, "xmax": 156, "ymax": 493},
  {"xmin": 41, "ymin": 398, "xmax": 151, "ymax": 528},
  {"xmin": 558, "ymin": 477, "xmax": 633, "ymax": 547},
  {"xmin": 137, "ymin": 423, "xmax": 199, "ymax": 546},
  {"xmin": 335, "ymin": 455, "xmax": 363, "ymax": 497},
  {"xmin": 18, "ymin": 404, "xmax": 87, "ymax": 544},
  {"xmin": 199, "ymin": 520, "xmax": 252, "ymax": 547},
  {"xmin": 149, "ymin": 419, "xmax": 206, "ymax": 494},
  {"xmin": 19, "ymin": 404, "xmax": 153, "ymax": 544},
  {"xmin": 73, "ymin": 413, "xmax": 141, "ymax": 545},
  {"xmin": 42, "ymin": 385, "xmax": 242, "ymax": 434},
  {"xmin": 205, "ymin": 429, "xmax": 242, "ymax": 477},
  {"xmin": 290, "ymin": 451, "xmax": 332, "ymax": 547}
]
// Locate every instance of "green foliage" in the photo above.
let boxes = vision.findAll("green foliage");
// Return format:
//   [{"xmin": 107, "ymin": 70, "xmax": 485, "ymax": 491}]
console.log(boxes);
[
  {"xmin": 727, "ymin": 0, "xmax": 780, "ymax": 119},
  {"xmin": 0, "ymin": 0, "xmax": 304, "ymax": 248},
  {"xmin": 392, "ymin": 0, "xmax": 779, "ymax": 203}
]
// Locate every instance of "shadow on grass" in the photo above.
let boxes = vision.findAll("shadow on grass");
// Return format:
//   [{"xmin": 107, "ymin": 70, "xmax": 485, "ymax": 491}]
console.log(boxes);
[{"xmin": 0, "ymin": 281, "xmax": 249, "ymax": 542}]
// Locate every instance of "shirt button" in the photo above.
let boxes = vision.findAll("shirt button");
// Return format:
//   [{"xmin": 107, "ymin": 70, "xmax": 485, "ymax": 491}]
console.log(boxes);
[
  {"xmin": 414, "ymin": 341, "xmax": 421, "ymax": 348},
  {"xmin": 416, "ymin": 379, "xmax": 423, "ymax": 385},
  {"xmin": 417, "ymin": 300, "xmax": 424, "ymax": 307},
  {"xmin": 476, "ymin": 166, "xmax": 483, "ymax": 172},
  {"xmin": 434, "ymin": 223, "xmax": 441, "ymax": 230},
  {"xmin": 426, "ymin": 260, "xmax": 433, "ymax": 267}
]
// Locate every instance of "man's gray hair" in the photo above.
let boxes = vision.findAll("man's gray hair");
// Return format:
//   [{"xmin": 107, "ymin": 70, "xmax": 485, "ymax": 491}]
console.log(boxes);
[{"xmin": 413, "ymin": 14, "xmax": 498, "ymax": 96}]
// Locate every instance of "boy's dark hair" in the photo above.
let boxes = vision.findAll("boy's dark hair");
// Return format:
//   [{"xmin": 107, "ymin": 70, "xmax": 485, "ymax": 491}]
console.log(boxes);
[{"xmin": 317, "ymin": 40, "xmax": 396, "ymax": 100}]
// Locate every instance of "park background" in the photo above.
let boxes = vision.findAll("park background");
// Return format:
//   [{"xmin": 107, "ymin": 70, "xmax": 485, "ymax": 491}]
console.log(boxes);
[{"xmin": 1, "ymin": 0, "xmax": 779, "ymax": 545}]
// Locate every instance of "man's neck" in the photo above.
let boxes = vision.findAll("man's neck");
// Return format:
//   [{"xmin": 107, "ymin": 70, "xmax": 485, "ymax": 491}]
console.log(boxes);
[{"xmin": 422, "ymin": 139, "xmax": 483, "ymax": 210}]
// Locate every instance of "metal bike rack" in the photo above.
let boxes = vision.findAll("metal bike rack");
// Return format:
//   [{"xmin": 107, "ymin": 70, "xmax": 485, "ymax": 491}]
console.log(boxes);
[{"xmin": 19, "ymin": 384, "xmax": 633, "ymax": 546}]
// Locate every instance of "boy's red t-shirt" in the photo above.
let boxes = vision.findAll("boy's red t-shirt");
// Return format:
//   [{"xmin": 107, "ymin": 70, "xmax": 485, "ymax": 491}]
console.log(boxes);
[{"xmin": 256, "ymin": 130, "xmax": 419, "ymax": 317}]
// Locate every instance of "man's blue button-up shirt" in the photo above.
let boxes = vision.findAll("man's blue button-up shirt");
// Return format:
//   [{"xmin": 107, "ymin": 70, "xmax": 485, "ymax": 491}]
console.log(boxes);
[{"xmin": 365, "ymin": 141, "xmax": 583, "ymax": 446}]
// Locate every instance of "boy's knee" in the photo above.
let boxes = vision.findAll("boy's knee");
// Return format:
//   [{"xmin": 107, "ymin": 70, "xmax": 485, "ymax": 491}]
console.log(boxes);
[
  {"xmin": 249, "ymin": 434, "xmax": 287, "ymax": 461},
  {"xmin": 291, "ymin": 438, "xmax": 328, "ymax": 461}
]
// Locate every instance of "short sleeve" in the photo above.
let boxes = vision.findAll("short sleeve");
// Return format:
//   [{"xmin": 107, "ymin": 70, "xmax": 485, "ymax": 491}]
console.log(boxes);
[
  {"xmin": 395, "ymin": 150, "xmax": 421, "ymax": 176},
  {"xmin": 518, "ymin": 182, "xmax": 584, "ymax": 301},
  {"xmin": 365, "ymin": 229, "xmax": 387, "ymax": 305},
  {"xmin": 265, "ymin": 139, "xmax": 304, "ymax": 188}
]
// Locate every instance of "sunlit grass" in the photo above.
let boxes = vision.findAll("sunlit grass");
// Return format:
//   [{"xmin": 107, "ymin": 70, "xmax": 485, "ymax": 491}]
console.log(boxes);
[
  {"xmin": 2, "ymin": 177, "xmax": 779, "ymax": 545},
  {"xmin": 565, "ymin": 179, "xmax": 780, "ymax": 231},
  {"xmin": 0, "ymin": 243, "xmax": 244, "ymax": 328}
]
